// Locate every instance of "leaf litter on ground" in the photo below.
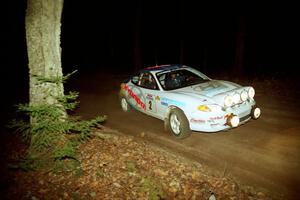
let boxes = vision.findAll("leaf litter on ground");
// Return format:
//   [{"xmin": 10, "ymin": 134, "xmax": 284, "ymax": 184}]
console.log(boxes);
[{"xmin": 1, "ymin": 126, "xmax": 283, "ymax": 200}]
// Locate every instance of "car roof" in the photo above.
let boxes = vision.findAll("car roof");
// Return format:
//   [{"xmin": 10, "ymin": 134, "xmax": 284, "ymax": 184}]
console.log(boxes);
[{"xmin": 139, "ymin": 64, "xmax": 186, "ymax": 73}]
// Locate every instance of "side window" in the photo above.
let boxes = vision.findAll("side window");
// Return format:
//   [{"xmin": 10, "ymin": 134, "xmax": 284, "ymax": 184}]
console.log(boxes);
[
  {"xmin": 131, "ymin": 73, "xmax": 140, "ymax": 85},
  {"xmin": 139, "ymin": 73, "xmax": 158, "ymax": 90}
]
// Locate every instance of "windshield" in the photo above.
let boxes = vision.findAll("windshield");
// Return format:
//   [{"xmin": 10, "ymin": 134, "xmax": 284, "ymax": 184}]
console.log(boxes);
[{"xmin": 156, "ymin": 69, "xmax": 209, "ymax": 90}]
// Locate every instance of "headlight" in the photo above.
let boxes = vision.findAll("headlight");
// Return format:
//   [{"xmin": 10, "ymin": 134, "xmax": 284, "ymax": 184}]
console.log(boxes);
[
  {"xmin": 248, "ymin": 87, "xmax": 255, "ymax": 99},
  {"xmin": 232, "ymin": 93, "xmax": 240, "ymax": 104},
  {"xmin": 197, "ymin": 105, "xmax": 211, "ymax": 112},
  {"xmin": 224, "ymin": 95, "xmax": 233, "ymax": 107},
  {"xmin": 240, "ymin": 90, "xmax": 248, "ymax": 101}
]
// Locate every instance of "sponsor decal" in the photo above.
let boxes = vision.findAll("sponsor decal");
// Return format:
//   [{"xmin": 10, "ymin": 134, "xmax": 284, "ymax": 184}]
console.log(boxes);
[
  {"xmin": 207, "ymin": 116, "xmax": 225, "ymax": 124},
  {"xmin": 155, "ymin": 96, "xmax": 160, "ymax": 101},
  {"xmin": 161, "ymin": 98, "xmax": 185, "ymax": 107},
  {"xmin": 124, "ymin": 84, "xmax": 146, "ymax": 110},
  {"xmin": 209, "ymin": 116, "xmax": 224, "ymax": 120},
  {"xmin": 161, "ymin": 102, "xmax": 168, "ymax": 106},
  {"xmin": 192, "ymin": 81, "xmax": 229, "ymax": 97},
  {"xmin": 190, "ymin": 118, "xmax": 206, "ymax": 123},
  {"xmin": 146, "ymin": 94, "xmax": 153, "ymax": 100}
]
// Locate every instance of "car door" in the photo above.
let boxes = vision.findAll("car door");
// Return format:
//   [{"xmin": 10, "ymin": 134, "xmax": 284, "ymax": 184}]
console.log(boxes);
[
  {"xmin": 153, "ymin": 72, "xmax": 173, "ymax": 120},
  {"xmin": 136, "ymin": 72, "xmax": 163, "ymax": 119}
]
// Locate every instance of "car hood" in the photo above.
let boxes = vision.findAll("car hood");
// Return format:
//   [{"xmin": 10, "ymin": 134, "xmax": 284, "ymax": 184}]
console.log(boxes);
[{"xmin": 172, "ymin": 80, "xmax": 240, "ymax": 105}]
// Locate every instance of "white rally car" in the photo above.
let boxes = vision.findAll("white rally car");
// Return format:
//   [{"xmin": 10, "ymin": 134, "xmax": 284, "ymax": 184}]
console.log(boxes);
[{"xmin": 119, "ymin": 64, "xmax": 261, "ymax": 138}]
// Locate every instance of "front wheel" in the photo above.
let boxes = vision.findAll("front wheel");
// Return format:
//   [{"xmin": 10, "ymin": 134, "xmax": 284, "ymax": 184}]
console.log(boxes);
[{"xmin": 168, "ymin": 108, "xmax": 191, "ymax": 139}]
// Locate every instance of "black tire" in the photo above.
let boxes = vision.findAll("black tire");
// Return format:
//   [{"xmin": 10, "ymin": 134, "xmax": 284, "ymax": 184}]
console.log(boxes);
[{"xmin": 168, "ymin": 108, "xmax": 191, "ymax": 139}]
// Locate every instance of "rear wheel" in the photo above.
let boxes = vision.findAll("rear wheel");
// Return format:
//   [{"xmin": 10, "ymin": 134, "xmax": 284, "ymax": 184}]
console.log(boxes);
[
  {"xmin": 120, "ymin": 96, "xmax": 130, "ymax": 112},
  {"xmin": 168, "ymin": 108, "xmax": 191, "ymax": 139}
]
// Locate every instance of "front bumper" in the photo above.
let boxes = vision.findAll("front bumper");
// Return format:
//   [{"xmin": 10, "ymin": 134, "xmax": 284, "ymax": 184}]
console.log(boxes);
[{"xmin": 188, "ymin": 103, "xmax": 261, "ymax": 132}]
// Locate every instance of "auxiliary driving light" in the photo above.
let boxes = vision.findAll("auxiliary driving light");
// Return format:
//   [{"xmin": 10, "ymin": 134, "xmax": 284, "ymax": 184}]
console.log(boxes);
[{"xmin": 241, "ymin": 90, "xmax": 248, "ymax": 101}]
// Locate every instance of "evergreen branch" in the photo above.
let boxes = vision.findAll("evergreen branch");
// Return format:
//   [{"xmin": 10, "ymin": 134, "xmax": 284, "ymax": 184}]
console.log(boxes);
[
  {"xmin": 9, "ymin": 86, "xmax": 106, "ymax": 172},
  {"xmin": 33, "ymin": 70, "xmax": 78, "ymax": 84}
]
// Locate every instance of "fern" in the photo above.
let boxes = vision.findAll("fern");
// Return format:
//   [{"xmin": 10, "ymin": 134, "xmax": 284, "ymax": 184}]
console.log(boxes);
[
  {"xmin": 53, "ymin": 140, "xmax": 78, "ymax": 160},
  {"xmin": 9, "ymin": 71, "xmax": 106, "ymax": 171}
]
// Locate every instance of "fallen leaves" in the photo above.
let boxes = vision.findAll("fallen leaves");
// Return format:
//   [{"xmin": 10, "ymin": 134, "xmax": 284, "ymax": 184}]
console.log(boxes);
[{"xmin": 2, "ymin": 130, "xmax": 282, "ymax": 200}]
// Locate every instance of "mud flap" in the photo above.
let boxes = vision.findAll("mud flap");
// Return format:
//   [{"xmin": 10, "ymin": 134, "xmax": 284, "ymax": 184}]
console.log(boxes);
[{"xmin": 164, "ymin": 118, "xmax": 169, "ymax": 131}]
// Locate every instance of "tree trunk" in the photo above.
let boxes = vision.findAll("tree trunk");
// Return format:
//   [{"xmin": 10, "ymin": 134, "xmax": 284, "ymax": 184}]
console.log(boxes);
[{"xmin": 25, "ymin": 0, "xmax": 65, "ymax": 115}]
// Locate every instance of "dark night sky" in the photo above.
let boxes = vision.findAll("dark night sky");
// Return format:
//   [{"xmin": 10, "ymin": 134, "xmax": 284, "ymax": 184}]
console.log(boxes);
[
  {"xmin": 60, "ymin": 0, "xmax": 298, "ymax": 76},
  {"xmin": 1, "ymin": 1, "xmax": 299, "ymax": 80}
]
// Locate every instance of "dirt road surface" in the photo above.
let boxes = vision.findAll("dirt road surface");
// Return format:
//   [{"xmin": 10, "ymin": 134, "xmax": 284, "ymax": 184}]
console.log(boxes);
[{"xmin": 69, "ymin": 71, "xmax": 300, "ymax": 200}]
